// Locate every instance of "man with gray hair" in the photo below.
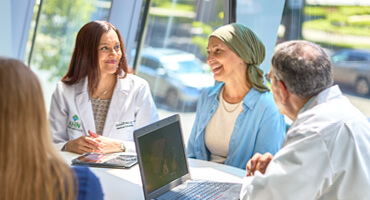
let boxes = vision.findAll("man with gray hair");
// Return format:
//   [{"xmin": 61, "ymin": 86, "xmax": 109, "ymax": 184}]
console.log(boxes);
[{"xmin": 240, "ymin": 40, "xmax": 370, "ymax": 199}]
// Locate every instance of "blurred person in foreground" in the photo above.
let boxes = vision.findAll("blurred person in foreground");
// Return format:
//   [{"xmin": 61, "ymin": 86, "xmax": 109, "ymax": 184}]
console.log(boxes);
[
  {"xmin": 49, "ymin": 21, "xmax": 159, "ymax": 154},
  {"xmin": 187, "ymin": 23, "xmax": 286, "ymax": 169},
  {"xmin": 241, "ymin": 40, "xmax": 370, "ymax": 199},
  {"xmin": 0, "ymin": 57, "xmax": 103, "ymax": 200}
]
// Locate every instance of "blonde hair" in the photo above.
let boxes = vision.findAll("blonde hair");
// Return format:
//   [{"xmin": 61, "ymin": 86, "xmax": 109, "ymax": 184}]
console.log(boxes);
[{"xmin": 0, "ymin": 57, "xmax": 76, "ymax": 200}]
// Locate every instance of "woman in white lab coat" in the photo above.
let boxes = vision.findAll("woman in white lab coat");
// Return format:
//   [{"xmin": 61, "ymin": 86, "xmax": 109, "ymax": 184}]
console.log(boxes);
[{"xmin": 49, "ymin": 21, "xmax": 159, "ymax": 154}]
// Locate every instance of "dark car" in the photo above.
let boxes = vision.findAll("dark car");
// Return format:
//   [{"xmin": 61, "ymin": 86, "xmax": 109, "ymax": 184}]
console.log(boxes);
[
  {"xmin": 135, "ymin": 47, "xmax": 214, "ymax": 109},
  {"xmin": 331, "ymin": 49, "xmax": 370, "ymax": 96}
]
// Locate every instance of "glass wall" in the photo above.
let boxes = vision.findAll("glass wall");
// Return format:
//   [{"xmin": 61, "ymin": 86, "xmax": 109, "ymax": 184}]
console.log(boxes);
[
  {"xmin": 27, "ymin": 0, "xmax": 112, "ymax": 108},
  {"xmin": 133, "ymin": 0, "xmax": 225, "ymax": 140},
  {"xmin": 235, "ymin": 0, "xmax": 285, "ymax": 74},
  {"xmin": 235, "ymin": 0, "xmax": 370, "ymax": 117},
  {"xmin": 279, "ymin": 0, "xmax": 370, "ymax": 116},
  {"xmin": 25, "ymin": 0, "xmax": 369, "ymax": 145},
  {"xmin": 26, "ymin": 0, "xmax": 225, "ymax": 142}
]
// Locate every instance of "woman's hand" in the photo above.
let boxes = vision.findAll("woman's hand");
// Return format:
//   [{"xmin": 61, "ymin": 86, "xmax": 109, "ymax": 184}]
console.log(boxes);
[
  {"xmin": 246, "ymin": 152, "xmax": 273, "ymax": 176},
  {"xmin": 65, "ymin": 136, "xmax": 101, "ymax": 154},
  {"xmin": 88, "ymin": 130, "xmax": 122, "ymax": 153}
]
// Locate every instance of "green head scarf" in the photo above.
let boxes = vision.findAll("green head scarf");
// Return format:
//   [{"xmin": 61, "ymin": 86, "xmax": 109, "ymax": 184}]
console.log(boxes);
[{"xmin": 210, "ymin": 23, "xmax": 268, "ymax": 92}]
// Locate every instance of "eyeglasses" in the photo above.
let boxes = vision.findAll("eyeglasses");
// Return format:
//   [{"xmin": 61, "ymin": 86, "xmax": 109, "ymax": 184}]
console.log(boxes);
[{"xmin": 264, "ymin": 73, "xmax": 271, "ymax": 84}]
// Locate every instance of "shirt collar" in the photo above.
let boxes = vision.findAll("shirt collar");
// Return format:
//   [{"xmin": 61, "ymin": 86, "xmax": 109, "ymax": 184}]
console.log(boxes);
[
  {"xmin": 75, "ymin": 77, "xmax": 88, "ymax": 94},
  {"xmin": 299, "ymin": 85, "xmax": 342, "ymax": 114},
  {"xmin": 116, "ymin": 75, "xmax": 129, "ymax": 95}
]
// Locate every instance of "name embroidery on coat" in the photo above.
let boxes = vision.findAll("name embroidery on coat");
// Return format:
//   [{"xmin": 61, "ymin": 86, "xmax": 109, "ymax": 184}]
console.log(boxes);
[{"xmin": 115, "ymin": 120, "xmax": 135, "ymax": 130}]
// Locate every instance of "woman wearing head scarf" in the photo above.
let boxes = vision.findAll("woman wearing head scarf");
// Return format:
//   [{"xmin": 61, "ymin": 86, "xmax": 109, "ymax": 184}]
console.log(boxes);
[{"xmin": 186, "ymin": 23, "xmax": 286, "ymax": 169}]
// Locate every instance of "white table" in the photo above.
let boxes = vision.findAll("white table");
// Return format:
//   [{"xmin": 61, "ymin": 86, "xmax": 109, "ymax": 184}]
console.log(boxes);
[{"xmin": 61, "ymin": 152, "xmax": 246, "ymax": 200}]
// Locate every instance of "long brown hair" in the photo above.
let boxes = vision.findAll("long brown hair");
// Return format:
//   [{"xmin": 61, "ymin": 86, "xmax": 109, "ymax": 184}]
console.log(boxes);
[
  {"xmin": 0, "ymin": 57, "xmax": 76, "ymax": 200},
  {"xmin": 62, "ymin": 20, "xmax": 129, "ymax": 95}
]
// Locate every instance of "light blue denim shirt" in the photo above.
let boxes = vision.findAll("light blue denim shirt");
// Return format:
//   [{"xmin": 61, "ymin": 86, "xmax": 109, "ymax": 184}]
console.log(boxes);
[{"xmin": 187, "ymin": 82, "xmax": 286, "ymax": 169}]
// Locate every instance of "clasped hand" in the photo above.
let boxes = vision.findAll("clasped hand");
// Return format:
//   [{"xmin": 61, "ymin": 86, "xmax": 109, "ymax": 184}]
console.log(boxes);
[
  {"xmin": 246, "ymin": 152, "xmax": 273, "ymax": 176},
  {"xmin": 65, "ymin": 130, "xmax": 121, "ymax": 154}
]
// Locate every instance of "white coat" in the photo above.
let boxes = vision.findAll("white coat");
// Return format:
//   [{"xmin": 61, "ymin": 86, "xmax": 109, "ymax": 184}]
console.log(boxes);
[
  {"xmin": 49, "ymin": 74, "xmax": 159, "ymax": 152},
  {"xmin": 240, "ymin": 85, "xmax": 370, "ymax": 200}
]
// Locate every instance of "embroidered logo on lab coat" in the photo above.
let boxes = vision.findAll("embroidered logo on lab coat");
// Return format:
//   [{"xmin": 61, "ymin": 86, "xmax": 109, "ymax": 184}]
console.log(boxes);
[
  {"xmin": 67, "ymin": 115, "xmax": 82, "ymax": 132},
  {"xmin": 115, "ymin": 120, "xmax": 135, "ymax": 130}
]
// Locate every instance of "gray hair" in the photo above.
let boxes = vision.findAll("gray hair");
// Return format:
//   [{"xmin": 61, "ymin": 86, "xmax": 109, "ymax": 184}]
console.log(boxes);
[{"xmin": 271, "ymin": 40, "xmax": 333, "ymax": 99}]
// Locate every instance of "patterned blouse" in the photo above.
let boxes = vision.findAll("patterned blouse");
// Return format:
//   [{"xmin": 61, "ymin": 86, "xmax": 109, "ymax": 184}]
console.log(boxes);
[{"xmin": 91, "ymin": 98, "xmax": 111, "ymax": 135}]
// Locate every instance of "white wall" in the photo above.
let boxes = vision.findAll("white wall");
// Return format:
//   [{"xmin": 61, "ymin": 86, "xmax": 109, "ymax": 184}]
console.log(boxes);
[
  {"xmin": 236, "ymin": 0, "xmax": 285, "ymax": 74},
  {"xmin": 0, "ymin": 0, "xmax": 12, "ymax": 57},
  {"xmin": 0, "ymin": 0, "xmax": 35, "ymax": 60},
  {"xmin": 109, "ymin": 0, "xmax": 144, "ymax": 64}
]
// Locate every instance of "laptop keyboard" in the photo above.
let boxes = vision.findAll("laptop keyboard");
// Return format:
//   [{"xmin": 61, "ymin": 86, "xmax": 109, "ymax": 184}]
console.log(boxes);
[{"xmin": 162, "ymin": 181, "xmax": 236, "ymax": 200}]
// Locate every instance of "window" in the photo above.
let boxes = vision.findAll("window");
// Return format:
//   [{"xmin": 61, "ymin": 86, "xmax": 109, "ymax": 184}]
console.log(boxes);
[
  {"xmin": 27, "ymin": 0, "xmax": 113, "ymax": 108},
  {"xmin": 140, "ymin": 57, "xmax": 157, "ymax": 69},
  {"xmin": 133, "ymin": 0, "xmax": 225, "ymax": 141},
  {"xmin": 235, "ymin": 0, "xmax": 370, "ymax": 117},
  {"xmin": 283, "ymin": 0, "xmax": 370, "ymax": 115}
]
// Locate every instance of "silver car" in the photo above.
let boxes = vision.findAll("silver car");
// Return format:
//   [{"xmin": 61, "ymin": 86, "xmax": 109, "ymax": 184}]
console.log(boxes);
[
  {"xmin": 135, "ymin": 47, "xmax": 214, "ymax": 109},
  {"xmin": 331, "ymin": 49, "xmax": 370, "ymax": 96}
]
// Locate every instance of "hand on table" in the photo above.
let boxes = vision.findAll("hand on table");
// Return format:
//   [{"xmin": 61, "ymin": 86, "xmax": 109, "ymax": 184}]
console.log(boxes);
[
  {"xmin": 65, "ymin": 135, "xmax": 101, "ymax": 154},
  {"xmin": 88, "ymin": 130, "xmax": 122, "ymax": 153},
  {"xmin": 246, "ymin": 152, "xmax": 273, "ymax": 176}
]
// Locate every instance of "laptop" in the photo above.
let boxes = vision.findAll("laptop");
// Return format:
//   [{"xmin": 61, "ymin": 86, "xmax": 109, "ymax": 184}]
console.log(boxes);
[{"xmin": 134, "ymin": 114, "xmax": 242, "ymax": 200}]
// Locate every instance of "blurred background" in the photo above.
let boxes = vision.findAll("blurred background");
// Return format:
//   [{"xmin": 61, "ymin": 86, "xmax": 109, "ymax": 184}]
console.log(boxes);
[{"xmin": 2, "ymin": 0, "xmax": 370, "ymax": 143}]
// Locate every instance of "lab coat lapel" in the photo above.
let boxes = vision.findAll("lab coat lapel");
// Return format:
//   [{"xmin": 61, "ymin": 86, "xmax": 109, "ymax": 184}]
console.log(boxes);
[
  {"xmin": 75, "ymin": 77, "xmax": 96, "ymax": 134},
  {"xmin": 102, "ymin": 76, "xmax": 128, "ymax": 136}
]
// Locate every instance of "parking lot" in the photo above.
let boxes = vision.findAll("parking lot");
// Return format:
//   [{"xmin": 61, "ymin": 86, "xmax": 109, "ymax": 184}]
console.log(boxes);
[{"xmin": 345, "ymin": 94, "xmax": 370, "ymax": 117}]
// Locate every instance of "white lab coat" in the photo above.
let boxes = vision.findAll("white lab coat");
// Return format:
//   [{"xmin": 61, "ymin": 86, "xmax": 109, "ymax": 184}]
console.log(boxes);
[
  {"xmin": 49, "ymin": 74, "xmax": 159, "ymax": 152},
  {"xmin": 240, "ymin": 85, "xmax": 370, "ymax": 200}
]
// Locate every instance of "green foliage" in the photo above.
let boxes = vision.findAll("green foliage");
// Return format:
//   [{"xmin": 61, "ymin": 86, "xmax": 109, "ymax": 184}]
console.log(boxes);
[
  {"xmin": 305, "ymin": 5, "xmax": 370, "ymax": 17},
  {"xmin": 189, "ymin": 5, "xmax": 224, "ymax": 58},
  {"xmin": 148, "ymin": 0, "xmax": 224, "ymax": 62},
  {"xmin": 303, "ymin": 5, "xmax": 370, "ymax": 37},
  {"xmin": 314, "ymin": 41, "xmax": 370, "ymax": 50},
  {"xmin": 31, "ymin": 0, "xmax": 96, "ymax": 81},
  {"xmin": 191, "ymin": 21, "xmax": 214, "ymax": 57},
  {"xmin": 303, "ymin": 5, "xmax": 370, "ymax": 48},
  {"xmin": 338, "ymin": 6, "xmax": 370, "ymax": 15},
  {"xmin": 151, "ymin": 0, "xmax": 194, "ymax": 11},
  {"xmin": 303, "ymin": 6, "xmax": 326, "ymax": 17}
]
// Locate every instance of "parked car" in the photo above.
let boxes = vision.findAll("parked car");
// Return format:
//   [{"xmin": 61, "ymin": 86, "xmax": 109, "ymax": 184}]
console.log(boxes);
[
  {"xmin": 134, "ymin": 47, "xmax": 214, "ymax": 109},
  {"xmin": 331, "ymin": 49, "xmax": 370, "ymax": 96}
]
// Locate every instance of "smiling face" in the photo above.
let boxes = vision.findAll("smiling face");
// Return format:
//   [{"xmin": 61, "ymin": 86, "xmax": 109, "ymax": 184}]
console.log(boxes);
[
  {"xmin": 206, "ymin": 36, "xmax": 245, "ymax": 83},
  {"xmin": 98, "ymin": 29, "xmax": 122, "ymax": 76}
]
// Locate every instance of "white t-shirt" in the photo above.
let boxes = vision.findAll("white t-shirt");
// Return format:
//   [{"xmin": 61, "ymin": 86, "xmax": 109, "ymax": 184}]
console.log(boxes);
[{"xmin": 205, "ymin": 87, "xmax": 244, "ymax": 163}]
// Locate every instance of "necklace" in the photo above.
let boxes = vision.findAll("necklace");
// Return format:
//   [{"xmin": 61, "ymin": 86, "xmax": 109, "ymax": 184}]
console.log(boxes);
[
  {"xmin": 221, "ymin": 88, "xmax": 242, "ymax": 113},
  {"xmin": 96, "ymin": 90, "xmax": 108, "ymax": 100},
  {"xmin": 94, "ymin": 77, "xmax": 115, "ymax": 100},
  {"xmin": 221, "ymin": 96, "xmax": 242, "ymax": 112}
]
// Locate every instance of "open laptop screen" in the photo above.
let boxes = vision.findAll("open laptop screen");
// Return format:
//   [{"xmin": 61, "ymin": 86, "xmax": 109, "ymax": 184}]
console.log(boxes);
[{"xmin": 136, "ymin": 116, "xmax": 188, "ymax": 195}]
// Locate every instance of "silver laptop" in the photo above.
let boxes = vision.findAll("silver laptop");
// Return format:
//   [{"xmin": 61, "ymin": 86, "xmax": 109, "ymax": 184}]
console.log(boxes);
[{"xmin": 134, "ymin": 114, "xmax": 241, "ymax": 200}]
